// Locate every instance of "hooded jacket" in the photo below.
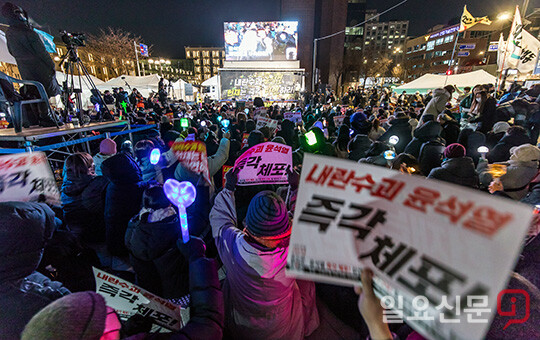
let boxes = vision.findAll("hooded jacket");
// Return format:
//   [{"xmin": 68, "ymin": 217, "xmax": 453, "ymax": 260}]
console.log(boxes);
[
  {"xmin": 102, "ymin": 153, "xmax": 152, "ymax": 256},
  {"xmin": 348, "ymin": 134, "xmax": 372, "ymax": 161},
  {"xmin": 0, "ymin": 202, "xmax": 68, "ymax": 339},
  {"xmin": 487, "ymin": 133, "xmax": 531, "ymax": 163},
  {"xmin": 423, "ymin": 88, "xmax": 451, "ymax": 118},
  {"xmin": 125, "ymin": 212, "xmax": 190, "ymax": 299},
  {"xmin": 404, "ymin": 121, "xmax": 444, "ymax": 159},
  {"xmin": 209, "ymin": 189, "xmax": 319, "ymax": 340},
  {"xmin": 428, "ymin": 157, "xmax": 479, "ymax": 188},
  {"xmin": 378, "ymin": 117, "xmax": 412, "ymax": 154},
  {"xmin": 93, "ymin": 153, "xmax": 112, "ymax": 176}
]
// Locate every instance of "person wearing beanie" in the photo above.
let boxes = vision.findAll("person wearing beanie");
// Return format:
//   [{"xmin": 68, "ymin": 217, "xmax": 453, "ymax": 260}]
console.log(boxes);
[
  {"xmin": 210, "ymin": 169, "xmax": 319, "ymax": 340},
  {"xmin": 428, "ymin": 143, "xmax": 479, "ymax": 188},
  {"xmin": 94, "ymin": 138, "xmax": 117, "ymax": 176},
  {"xmin": 0, "ymin": 202, "xmax": 70, "ymax": 339},
  {"xmin": 479, "ymin": 144, "xmax": 540, "ymax": 200}
]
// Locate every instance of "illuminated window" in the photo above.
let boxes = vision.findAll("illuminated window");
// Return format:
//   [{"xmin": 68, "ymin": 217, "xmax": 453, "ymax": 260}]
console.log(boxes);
[
  {"xmin": 426, "ymin": 40, "xmax": 435, "ymax": 51},
  {"xmin": 103, "ymin": 68, "xmax": 107, "ymax": 74},
  {"xmin": 444, "ymin": 35, "xmax": 454, "ymax": 43},
  {"xmin": 88, "ymin": 53, "xmax": 94, "ymax": 62},
  {"xmin": 90, "ymin": 66, "xmax": 96, "ymax": 74},
  {"xmin": 186, "ymin": 51, "xmax": 190, "ymax": 58}
]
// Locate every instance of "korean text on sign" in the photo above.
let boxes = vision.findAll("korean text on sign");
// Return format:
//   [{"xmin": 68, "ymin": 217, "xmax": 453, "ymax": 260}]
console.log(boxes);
[
  {"xmin": 286, "ymin": 154, "xmax": 533, "ymax": 340},
  {"xmin": 0, "ymin": 152, "xmax": 60, "ymax": 205},
  {"xmin": 171, "ymin": 141, "xmax": 211, "ymax": 184},
  {"xmin": 234, "ymin": 142, "xmax": 292, "ymax": 186},
  {"xmin": 93, "ymin": 267, "xmax": 183, "ymax": 331}
]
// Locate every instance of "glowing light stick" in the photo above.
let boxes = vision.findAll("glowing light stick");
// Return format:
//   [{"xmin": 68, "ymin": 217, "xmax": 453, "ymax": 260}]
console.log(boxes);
[
  {"xmin": 477, "ymin": 146, "xmax": 489, "ymax": 160},
  {"xmin": 150, "ymin": 148, "xmax": 161, "ymax": 165},
  {"xmin": 180, "ymin": 118, "xmax": 189, "ymax": 128},
  {"xmin": 221, "ymin": 119, "xmax": 230, "ymax": 129},
  {"xmin": 163, "ymin": 179, "xmax": 197, "ymax": 243},
  {"xmin": 389, "ymin": 135, "xmax": 399, "ymax": 145},
  {"xmin": 305, "ymin": 130, "xmax": 317, "ymax": 146},
  {"xmin": 384, "ymin": 150, "xmax": 396, "ymax": 160}
]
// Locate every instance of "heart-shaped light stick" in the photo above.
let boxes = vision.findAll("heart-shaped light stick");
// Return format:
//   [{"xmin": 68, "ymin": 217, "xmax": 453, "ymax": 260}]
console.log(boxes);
[{"xmin": 163, "ymin": 179, "xmax": 197, "ymax": 243}]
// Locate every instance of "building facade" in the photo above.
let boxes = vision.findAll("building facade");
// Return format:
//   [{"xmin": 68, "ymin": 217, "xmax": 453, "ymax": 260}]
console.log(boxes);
[
  {"xmin": 363, "ymin": 20, "xmax": 408, "ymax": 62},
  {"xmin": 405, "ymin": 21, "xmax": 508, "ymax": 80},
  {"xmin": 185, "ymin": 47, "xmax": 225, "ymax": 84}
]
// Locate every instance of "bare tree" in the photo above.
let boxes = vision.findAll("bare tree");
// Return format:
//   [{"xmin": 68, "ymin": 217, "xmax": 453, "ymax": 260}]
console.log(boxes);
[
  {"xmin": 358, "ymin": 52, "xmax": 392, "ymax": 88},
  {"xmin": 85, "ymin": 27, "xmax": 149, "ymax": 78}
]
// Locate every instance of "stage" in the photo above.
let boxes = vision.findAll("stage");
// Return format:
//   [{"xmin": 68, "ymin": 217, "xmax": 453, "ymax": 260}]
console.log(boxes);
[{"xmin": 0, "ymin": 120, "xmax": 158, "ymax": 166}]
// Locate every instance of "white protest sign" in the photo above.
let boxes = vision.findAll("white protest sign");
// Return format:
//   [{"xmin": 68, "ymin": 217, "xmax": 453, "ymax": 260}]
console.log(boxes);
[
  {"xmin": 0, "ymin": 152, "xmax": 60, "ymax": 205},
  {"xmin": 94, "ymin": 267, "xmax": 184, "ymax": 331},
  {"xmin": 286, "ymin": 154, "xmax": 533, "ymax": 340},
  {"xmin": 256, "ymin": 116, "xmax": 278, "ymax": 131},
  {"xmin": 235, "ymin": 142, "xmax": 292, "ymax": 186},
  {"xmin": 333, "ymin": 115, "xmax": 346, "ymax": 127},
  {"xmin": 284, "ymin": 112, "xmax": 302, "ymax": 124}
]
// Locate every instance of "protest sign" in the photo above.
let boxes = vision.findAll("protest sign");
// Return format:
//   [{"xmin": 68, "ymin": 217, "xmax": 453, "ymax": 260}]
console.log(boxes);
[
  {"xmin": 284, "ymin": 112, "xmax": 302, "ymax": 124},
  {"xmin": 171, "ymin": 141, "xmax": 211, "ymax": 184},
  {"xmin": 241, "ymin": 132, "xmax": 249, "ymax": 148},
  {"xmin": 222, "ymin": 165, "xmax": 233, "ymax": 187},
  {"xmin": 0, "ymin": 152, "xmax": 60, "ymax": 205},
  {"xmin": 256, "ymin": 116, "xmax": 278, "ymax": 131},
  {"xmin": 333, "ymin": 115, "xmax": 346, "ymax": 127},
  {"xmin": 234, "ymin": 142, "xmax": 292, "ymax": 186},
  {"xmin": 286, "ymin": 154, "xmax": 534, "ymax": 340},
  {"xmin": 93, "ymin": 267, "xmax": 184, "ymax": 331}
]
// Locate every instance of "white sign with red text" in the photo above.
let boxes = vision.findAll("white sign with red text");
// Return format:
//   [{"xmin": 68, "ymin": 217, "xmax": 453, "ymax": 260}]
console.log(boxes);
[
  {"xmin": 94, "ymin": 267, "xmax": 183, "ymax": 331},
  {"xmin": 0, "ymin": 152, "xmax": 60, "ymax": 205},
  {"xmin": 286, "ymin": 154, "xmax": 534, "ymax": 340},
  {"xmin": 256, "ymin": 116, "xmax": 278, "ymax": 131},
  {"xmin": 234, "ymin": 142, "xmax": 292, "ymax": 186}
]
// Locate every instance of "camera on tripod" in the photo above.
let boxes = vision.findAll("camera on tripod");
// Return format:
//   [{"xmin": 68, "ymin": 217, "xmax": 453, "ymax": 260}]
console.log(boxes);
[{"xmin": 60, "ymin": 31, "xmax": 86, "ymax": 48}]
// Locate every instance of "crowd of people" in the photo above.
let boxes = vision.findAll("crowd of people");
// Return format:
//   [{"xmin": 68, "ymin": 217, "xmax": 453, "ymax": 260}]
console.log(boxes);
[{"xmin": 2, "ymin": 80, "xmax": 540, "ymax": 340}]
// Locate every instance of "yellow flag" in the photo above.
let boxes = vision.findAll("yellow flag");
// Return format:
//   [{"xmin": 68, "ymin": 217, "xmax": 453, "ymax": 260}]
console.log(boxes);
[{"xmin": 459, "ymin": 5, "xmax": 492, "ymax": 32}]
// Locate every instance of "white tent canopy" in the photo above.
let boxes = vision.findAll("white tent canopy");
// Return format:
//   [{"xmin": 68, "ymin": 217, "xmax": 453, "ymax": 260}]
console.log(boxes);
[
  {"xmin": 201, "ymin": 75, "xmax": 219, "ymax": 100},
  {"xmin": 395, "ymin": 70, "xmax": 497, "ymax": 94}
]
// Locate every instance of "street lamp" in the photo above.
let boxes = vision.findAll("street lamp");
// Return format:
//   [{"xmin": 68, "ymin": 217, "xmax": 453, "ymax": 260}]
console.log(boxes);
[
  {"xmin": 166, "ymin": 60, "xmax": 171, "ymax": 65},
  {"xmin": 148, "ymin": 59, "xmax": 154, "ymax": 64},
  {"xmin": 497, "ymin": 12, "xmax": 511, "ymax": 21}
]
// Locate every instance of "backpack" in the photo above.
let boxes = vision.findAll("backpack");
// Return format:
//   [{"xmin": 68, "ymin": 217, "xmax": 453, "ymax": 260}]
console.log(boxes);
[{"xmin": 418, "ymin": 141, "xmax": 445, "ymax": 176}]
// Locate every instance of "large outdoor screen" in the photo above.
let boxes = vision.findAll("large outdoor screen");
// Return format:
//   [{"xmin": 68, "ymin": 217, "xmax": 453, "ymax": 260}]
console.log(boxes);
[
  {"xmin": 224, "ymin": 21, "xmax": 298, "ymax": 61},
  {"xmin": 220, "ymin": 70, "xmax": 304, "ymax": 100}
]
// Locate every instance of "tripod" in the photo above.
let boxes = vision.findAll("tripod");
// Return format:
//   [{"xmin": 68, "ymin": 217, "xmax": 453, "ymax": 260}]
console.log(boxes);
[{"xmin": 59, "ymin": 44, "xmax": 110, "ymax": 125}]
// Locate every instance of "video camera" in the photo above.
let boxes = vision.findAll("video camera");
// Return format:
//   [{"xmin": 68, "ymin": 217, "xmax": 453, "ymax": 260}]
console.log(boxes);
[{"xmin": 61, "ymin": 31, "xmax": 86, "ymax": 48}]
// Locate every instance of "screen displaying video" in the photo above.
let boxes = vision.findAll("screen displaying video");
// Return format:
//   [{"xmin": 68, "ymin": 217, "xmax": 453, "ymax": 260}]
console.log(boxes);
[
  {"xmin": 220, "ymin": 70, "xmax": 304, "ymax": 100},
  {"xmin": 224, "ymin": 21, "xmax": 298, "ymax": 61}
]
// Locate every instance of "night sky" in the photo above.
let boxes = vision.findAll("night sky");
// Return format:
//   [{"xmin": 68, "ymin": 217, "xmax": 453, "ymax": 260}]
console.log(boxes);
[{"xmin": 1, "ymin": 0, "xmax": 534, "ymax": 58}]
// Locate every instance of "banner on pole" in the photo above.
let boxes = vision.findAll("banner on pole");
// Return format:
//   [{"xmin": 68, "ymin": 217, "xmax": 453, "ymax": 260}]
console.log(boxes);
[
  {"xmin": 94, "ymin": 267, "xmax": 183, "ymax": 331},
  {"xmin": 234, "ymin": 142, "xmax": 292, "ymax": 185},
  {"xmin": 139, "ymin": 43, "xmax": 149, "ymax": 57},
  {"xmin": 0, "ymin": 152, "xmax": 60, "ymax": 205},
  {"xmin": 287, "ymin": 154, "xmax": 533, "ymax": 340}
]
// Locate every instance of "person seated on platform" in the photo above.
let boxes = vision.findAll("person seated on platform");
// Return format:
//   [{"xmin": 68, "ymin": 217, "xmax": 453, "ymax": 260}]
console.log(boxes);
[
  {"xmin": 93, "ymin": 138, "xmax": 117, "ymax": 176},
  {"xmin": 61, "ymin": 152, "xmax": 108, "ymax": 243}
]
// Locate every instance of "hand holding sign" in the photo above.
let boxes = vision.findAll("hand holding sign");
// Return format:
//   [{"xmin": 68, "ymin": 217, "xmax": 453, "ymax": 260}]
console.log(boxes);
[{"xmin": 164, "ymin": 179, "xmax": 197, "ymax": 243}]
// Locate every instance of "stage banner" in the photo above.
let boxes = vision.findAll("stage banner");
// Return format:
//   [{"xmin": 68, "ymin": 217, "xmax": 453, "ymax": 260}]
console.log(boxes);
[
  {"xmin": 94, "ymin": 268, "xmax": 183, "ymax": 331},
  {"xmin": 0, "ymin": 152, "xmax": 60, "ymax": 205},
  {"xmin": 234, "ymin": 142, "xmax": 292, "ymax": 186},
  {"xmin": 333, "ymin": 115, "xmax": 346, "ymax": 127},
  {"xmin": 284, "ymin": 112, "xmax": 302, "ymax": 123},
  {"xmin": 171, "ymin": 141, "xmax": 211, "ymax": 185},
  {"xmin": 286, "ymin": 154, "xmax": 533, "ymax": 340},
  {"xmin": 220, "ymin": 70, "xmax": 304, "ymax": 100},
  {"xmin": 256, "ymin": 116, "xmax": 278, "ymax": 131}
]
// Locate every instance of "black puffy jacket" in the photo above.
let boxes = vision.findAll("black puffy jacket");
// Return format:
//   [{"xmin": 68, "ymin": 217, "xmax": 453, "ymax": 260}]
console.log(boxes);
[
  {"xmin": 487, "ymin": 133, "xmax": 531, "ymax": 163},
  {"xmin": 125, "ymin": 213, "xmax": 190, "ymax": 299},
  {"xmin": 102, "ymin": 153, "xmax": 152, "ymax": 256},
  {"xmin": 404, "ymin": 121, "xmax": 444, "ymax": 159},
  {"xmin": 378, "ymin": 118, "xmax": 412, "ymax": 154},
  {"xmin": 427, "ymin": 157, "xmax": 479, "ymax": 188}
]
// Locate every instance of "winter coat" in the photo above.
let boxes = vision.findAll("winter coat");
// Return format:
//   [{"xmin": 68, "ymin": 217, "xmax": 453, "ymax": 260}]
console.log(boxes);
[
  {"xmin": 359, "ymin": 155, "xmax": 388, "ymax": 167},
  {"xmin": 423, "ymin": 88, "xmax": 451, "ymax": 118},
  {"xmin": 428, "ymin": 157, "xmax": 479, "ymax": 188},
  {"xmin": 61, "ymin": 172, "xmax": 108, "ymax": 242},
  {"xmin": 102, "ymin": 153, "xmax": 152, "ymax": 256},
  {"xmin": 209, "ymin": 189, "xmax": 319, "ymax": 340},
  {"xmin": 93, "ymin": 153, "xmax": 112, "ymax": 176},
  {"xmin": 125, "ymin": 211, "xmax": 189, "ymax": 299},
  {"xmin": 479, "ymin": 160, "xmax": 539, "ymax": 200},
  {"xmin": 126, "ymin": 257, "xmax": 224, "ymax": 340},
  {"xmin": 137, "ymin": 157, "xmax": 163, "ymax": 182},
  {"xmin": 472, "ymin": 97, "xmax": 498, "ymax": 134},
  {"xmin": 404, "ymin": 121, "xmax": 444, "ymax": 159},
  {"xmin": 378, "ymin": 117, "xmax": 412, "ymax": 154},
  {"xmin": 348, "ymin": 134, "xmax": 372, "ymax": 161},
  {"xmin": 441, "ymin": 120, "xmax": 460, "ymax": 145},
  {"xmin": 5, "ymin": 22, "xmax": 60, "ymax": 97},
  {"xmin": 368, "ymin": 126, "xmax": 386, "ymax": 141},
  {"xmin": 0, "ymin": 202, "xmax": 69, "ymax": 339},
  {"xmin": 487, "ymin": 133, "xmax": 531, "ymax": 163}
]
